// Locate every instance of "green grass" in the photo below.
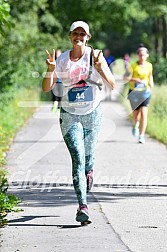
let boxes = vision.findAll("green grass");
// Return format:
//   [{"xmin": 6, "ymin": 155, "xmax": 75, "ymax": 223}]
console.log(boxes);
[{"xmin": 147, "ymin": 85, "xmax": 167, "ymax": 145}]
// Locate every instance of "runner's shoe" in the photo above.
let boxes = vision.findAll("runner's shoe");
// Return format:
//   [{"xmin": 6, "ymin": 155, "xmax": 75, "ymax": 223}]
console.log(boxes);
[
  {"xmin": 132, "ymin": 121, "xmax": 139, "ymax": 137},
  {"xmin": 86, "ymin": 170, "xmax": 93, "ymax": 193},
  {"xmin": 76, "ymin": 205, "xmax": 91, "ymax": 224},
  {"xmin": 138, "ymin": 135, "xmax": 145, "ymax": 144},
  {"xmin": 132, "ymin": 126, "xmax": 139, "ymax": 137}
]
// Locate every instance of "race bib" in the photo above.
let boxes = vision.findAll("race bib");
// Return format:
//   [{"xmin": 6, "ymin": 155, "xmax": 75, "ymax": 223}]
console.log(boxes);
[
  {"xmin": 134, "ymin": 82, "xmax": 146, "ymax": 90},
  {"xmin": 68, "ymin": 86, "xmax": 93, "ymax": 106}
]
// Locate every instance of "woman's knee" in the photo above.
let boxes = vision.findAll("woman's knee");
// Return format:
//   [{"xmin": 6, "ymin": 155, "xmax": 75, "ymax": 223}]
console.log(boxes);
[{"xmin": 141, "ymin": 106, "xmax": 148, "ymax": 116}]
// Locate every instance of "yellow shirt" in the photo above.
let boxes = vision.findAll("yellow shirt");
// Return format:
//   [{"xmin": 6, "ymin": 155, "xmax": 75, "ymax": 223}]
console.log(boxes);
[{"xmin": 129, "ymin": 61, "xmax": 153, "ymax": 90}]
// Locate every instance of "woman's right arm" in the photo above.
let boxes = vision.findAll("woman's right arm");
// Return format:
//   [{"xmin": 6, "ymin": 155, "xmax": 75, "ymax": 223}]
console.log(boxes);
[
  {"xmin": 42, "ymin": 49, "xmax": 58, "ymax": 92},
  {"xmin": 123, "ymin": 64, "xmax": 142, "ymax": 83}
]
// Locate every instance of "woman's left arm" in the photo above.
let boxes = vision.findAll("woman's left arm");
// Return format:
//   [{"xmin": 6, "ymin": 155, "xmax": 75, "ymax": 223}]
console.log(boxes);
[
  {"xmin": 93, "ymin": 50, "xmax": 116, "ymax": 90},
  {"xmin": 149, "ymin": 70, "xmax": 154, "ymax": 88}
]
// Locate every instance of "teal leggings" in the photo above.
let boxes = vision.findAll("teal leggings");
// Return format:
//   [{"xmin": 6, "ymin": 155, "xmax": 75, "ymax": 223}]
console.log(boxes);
[{"xmin": 59, "ymin": 105, "xmax": 101, "ymax": 206}]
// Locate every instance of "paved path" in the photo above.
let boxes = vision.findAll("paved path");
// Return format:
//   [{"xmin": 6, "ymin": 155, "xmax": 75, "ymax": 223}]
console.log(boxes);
[{"xmin": 1, "ymin": 97, "xmax": 167, "ymax": 252}]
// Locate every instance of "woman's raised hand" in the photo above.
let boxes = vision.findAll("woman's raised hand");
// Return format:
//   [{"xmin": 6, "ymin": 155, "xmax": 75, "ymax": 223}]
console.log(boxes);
[
  {"xmin": 92, "ymin": 49, "xmax": 103, "ymax": 72},
  {"xmin": 45, "ymin": 49, "xmax": 56, "ymax": 71}
]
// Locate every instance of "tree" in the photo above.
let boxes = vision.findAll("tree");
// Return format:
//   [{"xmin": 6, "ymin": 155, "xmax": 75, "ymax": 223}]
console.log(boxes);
[
  {"xmin": 140, "ymin": 0, "xmax": 167, "ymax": 59},
  {"xmin": 0, "ymin": 0, "xmax": 13, "ymax": 37}
]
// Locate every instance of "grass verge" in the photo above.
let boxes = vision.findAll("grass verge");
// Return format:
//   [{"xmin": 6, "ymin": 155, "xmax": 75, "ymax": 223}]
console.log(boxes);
[{"xmin": 147, "ymin": 85, "xmax": 167, "ymax": 145}]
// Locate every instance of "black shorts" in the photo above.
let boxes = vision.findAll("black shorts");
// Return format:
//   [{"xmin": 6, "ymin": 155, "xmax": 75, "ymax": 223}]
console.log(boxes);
[{"xmin": 128, "ymin": 89, "xmax": 151, "ymax": 110}]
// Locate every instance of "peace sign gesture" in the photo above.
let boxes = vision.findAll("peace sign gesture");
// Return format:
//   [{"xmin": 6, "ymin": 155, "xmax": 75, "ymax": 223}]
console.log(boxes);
[
  {"xmin": 45, "ymin": 49, "xmax": 56, "ymax": 71},
  {"xmin": 92, "ymin": 49, "xmax": 103, "ymax": 72}
]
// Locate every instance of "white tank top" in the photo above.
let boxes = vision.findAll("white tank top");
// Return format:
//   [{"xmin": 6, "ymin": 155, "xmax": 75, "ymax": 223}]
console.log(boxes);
[{"xmin": 55, "ymin": 46, "xmax": 102, "ymax": 115}]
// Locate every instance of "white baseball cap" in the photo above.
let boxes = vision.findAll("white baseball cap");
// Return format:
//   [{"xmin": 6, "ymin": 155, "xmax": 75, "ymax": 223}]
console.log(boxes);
[{"xmin": 70, "ymin": 21, "xmax": 90, "ymax": 36}]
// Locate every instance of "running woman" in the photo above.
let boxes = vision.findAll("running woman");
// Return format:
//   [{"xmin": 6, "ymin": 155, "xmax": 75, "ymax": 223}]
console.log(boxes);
[
  {"xmin": 42, "ymin": 21, "xmax": 116, "ymax": 224},
  {"xmin": 126, "ymin": 46, "xmax": 154, "ymax": 144}
]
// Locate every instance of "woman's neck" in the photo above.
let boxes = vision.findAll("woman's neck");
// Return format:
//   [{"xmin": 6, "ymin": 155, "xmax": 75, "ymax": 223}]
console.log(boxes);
[
  {"xmin": 138, "ymin": 60, "xmax": 145, "ymax": 66},
  {"xmin": 70, "ymin": 46, "xmax": 86, "ymax": 62}
]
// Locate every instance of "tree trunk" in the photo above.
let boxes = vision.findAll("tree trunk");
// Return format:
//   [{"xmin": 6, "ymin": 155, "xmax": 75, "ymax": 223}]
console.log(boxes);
[
  {"xmin": 162, "ymin": 15, "xmax": 167, "ymax": 58},
  {"xmin": 154, "ymin": 18, "xmax": 159, "ymax": 61}
]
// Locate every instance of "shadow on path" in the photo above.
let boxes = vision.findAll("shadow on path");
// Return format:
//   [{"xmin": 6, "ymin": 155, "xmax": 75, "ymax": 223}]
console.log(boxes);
[{"xmin": 8, "ymin": 182, "xmax": 167, "ymax": 208}]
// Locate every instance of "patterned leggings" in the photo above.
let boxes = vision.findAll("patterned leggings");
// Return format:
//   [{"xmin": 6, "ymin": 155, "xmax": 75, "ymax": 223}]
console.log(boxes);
[{"xmin": 59, "ymin": 105, "xmax": 101, "ymax": 206}]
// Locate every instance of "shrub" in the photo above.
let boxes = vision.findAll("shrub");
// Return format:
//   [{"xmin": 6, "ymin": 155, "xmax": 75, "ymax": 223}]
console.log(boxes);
[
  {"xmin": 151, "ymin": 57, "xmax": 167, "ymax": 85},
  {"xmin": 0, "ymin": 168, "xmax": 21, "ymax": 227}
]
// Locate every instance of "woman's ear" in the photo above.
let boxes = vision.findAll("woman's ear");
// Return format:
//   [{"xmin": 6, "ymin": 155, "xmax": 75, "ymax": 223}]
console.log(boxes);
[
  {"xmin": 85, "ymin": 35, "xmax": 89, "ymax": 41},
  {"xmin": 87, "ymin": 34, "xmax": 91, "ymax": 40}
]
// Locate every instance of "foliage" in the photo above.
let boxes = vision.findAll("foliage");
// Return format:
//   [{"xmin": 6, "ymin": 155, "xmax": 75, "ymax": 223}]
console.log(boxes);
[
  {"xmin": 0, "ymin": 0, "xmax": 166, "ymax": 92},
  {"xmin": 151, "ymin": 57, "xmax": 167, "ymax": 85},
  {"xmin": 0, "ymin": 168, "xmax": 21, "ymax": 227},
  {"xmin": 0, "ymin": 0, "xmax": 14, "ymax": 37}
]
